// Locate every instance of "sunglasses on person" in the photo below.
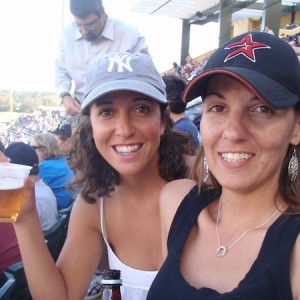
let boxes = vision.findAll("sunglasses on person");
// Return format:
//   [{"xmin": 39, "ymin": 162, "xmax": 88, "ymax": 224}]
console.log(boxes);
[
  {"xmin": 73, "ymin": 16, "xmax": 101, "ymax": 30},
  {"xmin": 31, "ymin": 146, "xmax": 45, "ymax": 150}
]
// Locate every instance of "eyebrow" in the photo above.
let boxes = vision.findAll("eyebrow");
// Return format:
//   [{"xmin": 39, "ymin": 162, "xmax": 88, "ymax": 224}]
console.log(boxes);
[
  {"xmin": 94, "ymin": 96, "xmax": 154, "ymax": 107},
  {"xmin": 204, "ymin": 91, "xmax": 260, "ymax": 102},
  {"xmin": 204, "ymin": 92, "xmax": 224, "ymax": 99}
]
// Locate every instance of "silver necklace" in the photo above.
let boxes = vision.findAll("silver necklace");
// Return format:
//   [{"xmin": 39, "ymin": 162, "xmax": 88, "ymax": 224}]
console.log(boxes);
[{"xmin": 216, "ymin": 198, "xmax": 282, "ymax": 257}]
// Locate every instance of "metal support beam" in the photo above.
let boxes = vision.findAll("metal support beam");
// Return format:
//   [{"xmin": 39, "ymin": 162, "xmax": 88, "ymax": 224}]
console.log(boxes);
[
  {"xmin": 219, "ymin": 0, "xmax": 233, "ymax": 45},
  {"xmin": 180, "ymin": 19, "xmax": 191, "ymax": 66},
  {"xmin": 261, "ymin": 0, "xmax": 281, "ymax": 36}
]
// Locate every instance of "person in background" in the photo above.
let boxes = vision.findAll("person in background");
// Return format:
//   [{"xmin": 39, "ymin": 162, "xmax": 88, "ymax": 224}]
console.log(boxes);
[
  {"xmin": 55, "ymin": 0, "xmax": 149, "ymax": 117},
  {"xmin": 147, "ymin": 32, "xmax": 300, "ymax": 299},
  {"xmin": 53, "ymin": 124, "xmax": 72, "ymax": 158},
  {"xmin": 12, "ymin": 52, "xmax": 191, "ymax": 300},
  {"xmin": 4, "ymin": 142, "xmax": 58, "ymax": 230},
  {"xmin": 163, "ymin": 74, "xmax": 200, "ymax": 149},
  {"xmin": 0, "ymin": 152, "xmax": 21, "ymax": 275},
  {"xmin": 288, "ymin": 35, "xmax": 300, "ymax": 58},
  {"xmin": 263, "ymin": 25, "xmax": 275, "ymax": 35},
  {"xmin": 30, "ymin": 133, "xmax": 75, "ymax": 210},
  {"xmin": 172, "ymin": 62, "xmax": 182, "ymax": 78}
]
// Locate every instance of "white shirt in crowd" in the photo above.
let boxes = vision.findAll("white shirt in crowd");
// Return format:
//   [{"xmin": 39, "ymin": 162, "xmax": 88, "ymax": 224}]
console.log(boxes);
[{"xmin": 35, "ymin": 179, "xmax": 59, "ymax": 231}]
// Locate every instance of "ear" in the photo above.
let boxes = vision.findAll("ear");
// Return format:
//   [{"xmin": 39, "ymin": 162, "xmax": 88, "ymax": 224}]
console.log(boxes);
[
  {"xmin": 290, "ymin": 116, "xmax": 300, "ymax": 146},
  {"xmin": 160, "ymin": 117, "xmax": 167, "ymax": 136}
]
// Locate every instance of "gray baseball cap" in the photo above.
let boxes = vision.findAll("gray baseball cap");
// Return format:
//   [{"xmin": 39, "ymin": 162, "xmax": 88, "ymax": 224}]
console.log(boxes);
[{"xmin": 82, "ymin": 52, "xmax": 167, "ymax": 110}]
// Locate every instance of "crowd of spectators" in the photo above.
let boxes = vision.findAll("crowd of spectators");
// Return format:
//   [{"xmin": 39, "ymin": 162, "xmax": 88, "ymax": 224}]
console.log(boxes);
[
  {"xmin": 165, "ymin": 54, "xmax": 211, "ymax": 83},
  {"xmin": 0, "ymin": 112, "xmax": 69, "ymax": 149}
]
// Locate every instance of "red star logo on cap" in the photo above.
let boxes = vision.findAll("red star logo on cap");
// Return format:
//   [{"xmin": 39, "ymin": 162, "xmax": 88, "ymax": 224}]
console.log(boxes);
[{"xmin": 224, "ymin": 33, "xmax": 270, "ymax": 62}]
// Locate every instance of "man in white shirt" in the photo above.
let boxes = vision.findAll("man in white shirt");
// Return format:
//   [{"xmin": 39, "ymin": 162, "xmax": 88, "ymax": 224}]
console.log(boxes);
[
  {"xmin": 4, "ymin": 143, "xmax": 58, "ymax": 231},
  {"xmin": 55, "ymin": 0, "xmax": 149, "ymax": 116}
]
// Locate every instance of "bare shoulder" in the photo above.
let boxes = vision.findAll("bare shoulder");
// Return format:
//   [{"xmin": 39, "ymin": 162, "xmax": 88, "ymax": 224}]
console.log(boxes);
[
  {"xmin": 160, "ymin": 179, "xmax": 196, "ymax": 224},
  {"xmin": 69, "ymin": 193, "xmax": 100, "ymax": 231},
  {"xmin": 161, "ymin": 179, "xmax": 196, "ymax": 204},
  {"xmin": 291, "ymin": 233, "xmax": 300, "ymax": 300}
]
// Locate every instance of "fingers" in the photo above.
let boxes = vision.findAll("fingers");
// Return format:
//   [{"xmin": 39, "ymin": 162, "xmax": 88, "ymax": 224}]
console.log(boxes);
[{"xmin": 63, "ymin": 97, "xmax": 82, "ymax": 115}]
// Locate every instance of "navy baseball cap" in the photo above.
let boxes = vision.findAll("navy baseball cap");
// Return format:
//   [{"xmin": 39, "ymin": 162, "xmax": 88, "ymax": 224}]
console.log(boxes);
[
  {"xmin": 82, "ymin": 52, "xmax": 167, "ymax": 111},
  {"xmin": 183, "ymin": 32, "xmax": 300, "ymax": 109},
  {"xmin": 4, "ymin": 142, "xmax": 39, "ymax": 168}
]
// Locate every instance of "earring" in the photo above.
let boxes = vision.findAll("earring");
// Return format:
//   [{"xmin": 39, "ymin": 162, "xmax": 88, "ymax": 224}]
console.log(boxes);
[
  {"xmin": 288, "ymin": 146, "xmax": 298, "ymax": 182},
  {"xmin": 203, "ymin": 157, "xmax": 210, "ymax": 182}
]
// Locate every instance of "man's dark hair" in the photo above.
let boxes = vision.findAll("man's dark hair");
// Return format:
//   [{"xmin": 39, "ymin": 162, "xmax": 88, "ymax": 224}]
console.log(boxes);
[
  {"xmin": 54, "ymin": 124, "xmax": 72, "ymax": 141},
  {"xmin": 162, "ymin": 74, "xmax": 187, "ymax": 114},
  {"xmin": 70, "ymin": 0, "xmax": 103, "ymax": 18}
]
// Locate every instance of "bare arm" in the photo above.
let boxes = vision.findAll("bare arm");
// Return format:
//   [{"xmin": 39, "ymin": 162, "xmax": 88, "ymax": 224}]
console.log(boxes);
[
  {"xmin": 159, "ymin": 179, "xmax": 196, "ymax": 265},
  {"xmin": 291, "ymin": 233, "xmax": 300, "ymax": 300},
  {"xmin": 13, "ymin": 178, "xmax": 103, "ymax": 300}
]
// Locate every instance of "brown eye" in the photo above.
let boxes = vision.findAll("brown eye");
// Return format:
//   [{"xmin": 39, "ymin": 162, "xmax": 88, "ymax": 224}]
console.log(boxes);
[
  {"xmin": 210, "ymin": 105, "xmax": 225, "ymax": 112},
  {"xmin": 255, "ymin": 106, "xmax": 274, "ymax": 114}
]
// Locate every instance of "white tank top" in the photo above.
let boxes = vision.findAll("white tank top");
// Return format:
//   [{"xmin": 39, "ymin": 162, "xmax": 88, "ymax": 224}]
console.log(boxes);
[{"xmin": 100, "ymin": 197, "xmax": 158, "ymax": 300}]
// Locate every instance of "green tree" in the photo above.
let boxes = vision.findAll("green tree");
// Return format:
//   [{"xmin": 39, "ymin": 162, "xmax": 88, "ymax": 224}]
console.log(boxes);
[
  {"xmin": 0, "ymin": 90, "xmax": 10, "ymax": 111},
  {"xmin": 18, "ymin": 97, "xmax": 43, "ymax": 113}
]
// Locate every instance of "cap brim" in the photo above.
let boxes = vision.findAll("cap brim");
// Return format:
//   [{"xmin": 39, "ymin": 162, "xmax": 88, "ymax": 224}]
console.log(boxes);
[
  {"xmin": 82, "ymin": 79, "xmax": 167, "ymax": 109},
  {"xmin": 183, "ymin": 68, "xmax": 299, "ymax": 109}
]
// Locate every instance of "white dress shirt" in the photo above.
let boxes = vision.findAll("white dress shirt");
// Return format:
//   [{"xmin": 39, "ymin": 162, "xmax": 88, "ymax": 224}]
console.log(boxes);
[
  {"xmin": 35, "ymin": 179, "xmax": 59, "ymax": 231},
  {"xmin": 55, "ymin": 16, "xmax": 149, "ymax": 103}
]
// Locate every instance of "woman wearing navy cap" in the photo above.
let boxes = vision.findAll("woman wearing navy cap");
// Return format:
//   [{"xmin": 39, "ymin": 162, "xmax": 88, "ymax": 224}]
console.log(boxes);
[{"xmin": 147, "ymin": 32, "xmax": 300, "ymax": 299}]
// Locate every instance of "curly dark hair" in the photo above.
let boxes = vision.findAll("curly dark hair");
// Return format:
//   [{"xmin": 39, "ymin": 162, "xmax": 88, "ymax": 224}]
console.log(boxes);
[{"xmin": 69, "ymin": 104, "xmax": 191, "ymax": 203}]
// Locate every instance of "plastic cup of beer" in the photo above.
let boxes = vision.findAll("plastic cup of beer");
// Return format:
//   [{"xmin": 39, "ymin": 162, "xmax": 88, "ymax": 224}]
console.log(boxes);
[{"xmin": 0, "ymin": 163, "xmax": 32, "ymax": 222}]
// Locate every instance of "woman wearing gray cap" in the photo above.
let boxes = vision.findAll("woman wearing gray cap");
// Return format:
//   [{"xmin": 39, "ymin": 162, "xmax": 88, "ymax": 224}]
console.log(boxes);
[
  {"xmin": 12, "ymin": 52, "xmax": 192, "ymax": 300},
  {"xmin": 147, "ymin": 32, "xmax": 300, "ymax": 299}
]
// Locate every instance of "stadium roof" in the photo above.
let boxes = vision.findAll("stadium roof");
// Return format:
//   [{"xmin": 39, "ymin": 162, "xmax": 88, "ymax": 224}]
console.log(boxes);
[{"xmin": 131, "ymin": 0, "xmax": 300, "ymax": 24}]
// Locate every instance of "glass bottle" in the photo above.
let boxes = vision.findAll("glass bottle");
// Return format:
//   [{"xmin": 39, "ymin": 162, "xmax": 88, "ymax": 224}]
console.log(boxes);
[{"xmin": 99, "ymin": 269, "xmax": 122, "ymax": 300}]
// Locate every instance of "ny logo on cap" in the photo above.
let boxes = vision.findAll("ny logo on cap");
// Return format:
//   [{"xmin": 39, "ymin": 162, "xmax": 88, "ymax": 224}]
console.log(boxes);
[
  {"xmin": 108, "ymin": 54, "xmax": 133, "ymax": 73},
  {"xmin": 224, "ymin": 34, "xmax": 270, "ymax": 63}
]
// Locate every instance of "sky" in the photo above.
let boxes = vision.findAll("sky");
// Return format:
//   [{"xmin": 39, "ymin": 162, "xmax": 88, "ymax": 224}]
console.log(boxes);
[{"xmin": 0, "ymin": 0, "xmax": 219, "ymax": 92}]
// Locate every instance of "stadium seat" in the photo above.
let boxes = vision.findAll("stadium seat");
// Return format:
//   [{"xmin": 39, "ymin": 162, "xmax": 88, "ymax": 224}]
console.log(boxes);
[
  {"xmin": 43, "ymin": 213, "xmax": 69, "ymax": 261},
  {"xmin": 4, "ymin": 262, "xmax": 32, "ymax": 300},
  {"xmin": 0, "ymin": 272, "xmax": 16, "ymax": 300}
]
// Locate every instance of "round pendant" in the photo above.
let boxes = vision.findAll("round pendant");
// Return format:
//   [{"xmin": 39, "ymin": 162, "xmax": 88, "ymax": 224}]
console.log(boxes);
[{"xmin": 216, "ymin": 246, "xmax": 227, "ymax": 257}]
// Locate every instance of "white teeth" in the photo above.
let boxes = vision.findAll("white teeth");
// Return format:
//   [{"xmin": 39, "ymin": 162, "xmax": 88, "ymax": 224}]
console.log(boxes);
[
  {"xmin": 115, "ymin": 144, "xmax": 141, "ymax": 155},
  {"xmin": 221, "ymin": 153, "xmax": 252, "ymax": 162}
]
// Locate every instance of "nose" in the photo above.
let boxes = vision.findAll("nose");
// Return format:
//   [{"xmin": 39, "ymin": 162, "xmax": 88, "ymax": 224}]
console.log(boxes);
[
  {"xmin": 80, "ymin": 28, "xmax": 90, "ymax": 36},
  {"xmin": 115, "ymin": 114, "xmax": 135, "ymax": 137},
  {"xmin": 222, "ymin": 111, "xmax": 247, "ymax": 142}
]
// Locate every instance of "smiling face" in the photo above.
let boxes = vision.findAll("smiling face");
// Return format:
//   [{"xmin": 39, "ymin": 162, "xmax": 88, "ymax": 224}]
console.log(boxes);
[
  {"xmin": 200, "ymin": 74, "xmax": 300, "ymax": 194},
  {"xmin": 89, "ymin": 91, "xmax": 166, "ymax": 178}
]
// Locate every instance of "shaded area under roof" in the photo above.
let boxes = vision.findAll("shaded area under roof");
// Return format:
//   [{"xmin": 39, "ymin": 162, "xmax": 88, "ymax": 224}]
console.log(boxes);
[
  {"xmin": 131, "ymin": 0, "xmax": 300, "ymax": 65},
  {"xmin": 131, "ymin": 0, "xmax": 300, "ymax": 22}
]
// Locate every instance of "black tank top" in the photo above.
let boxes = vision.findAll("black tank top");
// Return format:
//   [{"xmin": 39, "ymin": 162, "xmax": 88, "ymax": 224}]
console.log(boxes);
[{"xmin": 147, "ymin": 186, "xmax": 300, "ymax": 300}]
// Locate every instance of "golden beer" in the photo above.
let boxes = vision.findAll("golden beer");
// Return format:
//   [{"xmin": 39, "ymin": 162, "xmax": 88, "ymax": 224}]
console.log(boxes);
[
  {"xmin": 0, "ymin": 179, "xmax": 25, "ymax": 222},
  {"xmin": 0, "ymin": 163, "xmax": 31, "ymax": 222}
]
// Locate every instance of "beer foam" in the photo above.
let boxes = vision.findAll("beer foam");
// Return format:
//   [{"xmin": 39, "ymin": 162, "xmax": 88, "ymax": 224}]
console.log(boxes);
[{"xmin": 0, "ymin": 178, "xmax": 24, "ymax": 190}]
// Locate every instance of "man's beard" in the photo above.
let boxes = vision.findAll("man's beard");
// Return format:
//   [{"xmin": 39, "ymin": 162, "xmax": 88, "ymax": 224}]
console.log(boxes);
[{"xmin": 83, "ymin": 33, "xmax": 98, "ymax": 42}]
